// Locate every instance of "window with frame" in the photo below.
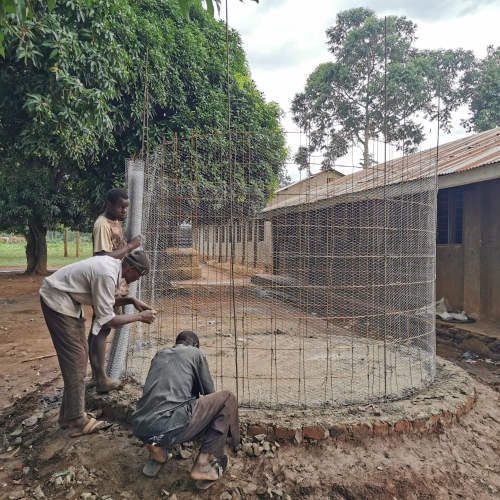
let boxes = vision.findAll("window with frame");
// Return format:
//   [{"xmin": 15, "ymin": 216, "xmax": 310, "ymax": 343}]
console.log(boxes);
[{"xmin": 436, "ymin": 187, "xmax": 463, "ymax": 244}]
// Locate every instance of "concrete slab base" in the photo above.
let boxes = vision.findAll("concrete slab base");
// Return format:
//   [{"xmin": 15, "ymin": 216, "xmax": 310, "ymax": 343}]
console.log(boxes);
[{"xmin": 87, "ymin": 359, "xmax": 475, "ymax": 443}]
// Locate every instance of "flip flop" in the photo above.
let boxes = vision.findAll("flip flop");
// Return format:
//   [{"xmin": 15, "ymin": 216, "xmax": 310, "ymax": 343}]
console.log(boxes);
[
  {"xmin": 195, "ymin": 455, "xmax": 229, "ymax": 490},
  {"xmin": 143, "ymin": 452, "xmax": 173, "ymax": 477},
  {"xmin": 70, "ymin": 417, "xmax": 112, "ymax": 437},
  {"xmin": 59, "ymin": 410, "xmax": 103, "ymax": 429}
]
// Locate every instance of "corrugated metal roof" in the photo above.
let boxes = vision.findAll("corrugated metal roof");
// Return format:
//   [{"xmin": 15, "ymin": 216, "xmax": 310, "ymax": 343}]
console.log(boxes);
[{"xmin": 264, "ymin": 128, "xmax": 500, "ymax": 213}]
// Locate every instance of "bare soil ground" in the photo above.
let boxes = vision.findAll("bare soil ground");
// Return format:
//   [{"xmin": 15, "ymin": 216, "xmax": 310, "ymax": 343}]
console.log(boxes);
[{"xmin": 1, "ymin": 271, "xmax": 500, "ymax": 500}]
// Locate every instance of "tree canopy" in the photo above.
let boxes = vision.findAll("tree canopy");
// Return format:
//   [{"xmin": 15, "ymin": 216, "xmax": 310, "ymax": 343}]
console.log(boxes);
[
  {"xmin": 0, "ymin": 0, "xmax": 259, "ymax": 56},
  {"xmin": 291, "ymin": 7, "xmax": 474, "ymax": 170},
  {"xmin": 462, "ymin": 45, "xmax": 500, "ymax": 133},
  {"xmin": 0, "ymin": 0, "xmax": 285, "ymax": 274}
]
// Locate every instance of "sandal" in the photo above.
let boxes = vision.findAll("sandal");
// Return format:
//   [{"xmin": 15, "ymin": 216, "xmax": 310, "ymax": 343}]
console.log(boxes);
[
  {"xmin": 143, "ymin": 452, "xmax": 173, "ymax": 477},
  {"xmin": 70, "ymin": 417, "xmax": 112, "ymax": 437},
  {"xmin": 195, "ymin": 455, "xmax": 229, "ymax": 490},
  {"xmin": 59, "ymin": 410, "xmax": 102, "ymax": 429}
]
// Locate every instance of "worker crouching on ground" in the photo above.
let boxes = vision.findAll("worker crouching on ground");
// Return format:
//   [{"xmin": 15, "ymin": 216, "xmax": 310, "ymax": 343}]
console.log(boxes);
[
  {"xmin": 132, "ymin": 331, "xmax": 240, "ymax": 490},
  {"xmin": 39, "ymin": 250, "xmax": 156, "ymax": 437}
]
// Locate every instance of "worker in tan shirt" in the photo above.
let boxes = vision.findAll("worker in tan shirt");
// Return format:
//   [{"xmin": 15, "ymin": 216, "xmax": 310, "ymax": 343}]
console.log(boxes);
[{"xmin": 90, "ymin": 188, "xmax": 141, "ymax": 393}]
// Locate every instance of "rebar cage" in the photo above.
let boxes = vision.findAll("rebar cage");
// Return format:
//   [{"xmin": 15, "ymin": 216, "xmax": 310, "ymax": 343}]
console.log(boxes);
[{"xmin": 122, "ymin": 132, "xmax": 437, "ymax": 409}]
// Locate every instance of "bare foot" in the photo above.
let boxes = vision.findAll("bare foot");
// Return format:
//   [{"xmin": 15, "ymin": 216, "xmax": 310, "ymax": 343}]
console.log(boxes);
[
  {"xmin": 58, "ymin": 418, "xmax": 69, "ymax": 429},
  {"xmin": 95, "ymin": 377, "xmax": 126, "ymax": 393},
  {"xmin": 67, "ymin": 415, "xmax": 90, "ymax": 434},
  {"xmin": 189, "ymin": 452, "xmax": 219, "ymax": 481},
  {"xmin": 146, "ymin": 444, "xmax": 167, "ymax": 463}
]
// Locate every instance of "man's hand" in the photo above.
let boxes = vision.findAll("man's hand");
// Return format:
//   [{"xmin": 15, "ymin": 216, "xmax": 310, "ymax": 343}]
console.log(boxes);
[
  {"xmin": 133, "ymin": 298, "xmax": 153, "ymax": 312},
  {"xmin": 138, "ymin": 310, "xmax": 157, "ymax": 324},
  {"xmin": 129, "ymin": 235, "xmax": 142, "ymax": 250}
]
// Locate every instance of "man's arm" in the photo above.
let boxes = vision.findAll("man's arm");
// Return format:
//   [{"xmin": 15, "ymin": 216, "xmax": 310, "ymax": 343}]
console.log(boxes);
[
  {"xmin": 104, "ymin": 309, "xmax": 155, "ymax": 328},
  {"xmin": 197, "ymin": 353, "xmax": 215, "ymax": 395},
  {"xmin": 90, "ymin": 275, "xmax": 155, "ymax": 335},
  {"xmin": 114, "ymin": 296, "xmax": 153, "ymax": 311},
  {"xmin": 94, "ymin": 235, "xmax": 141, "ymax": 259}
]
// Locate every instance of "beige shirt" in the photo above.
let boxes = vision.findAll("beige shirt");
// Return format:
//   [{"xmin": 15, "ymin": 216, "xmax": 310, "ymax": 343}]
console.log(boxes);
[
  {"xmin": 93, "ymin": 215, "xmax": 129, "ymax": 296},
  {"xmin": 39, "ymin": 256, "xmax": 122, "ymax": 335},
  {"xmin": 93, "ymin": 215, "xmax": 127, "ymax": 253}
]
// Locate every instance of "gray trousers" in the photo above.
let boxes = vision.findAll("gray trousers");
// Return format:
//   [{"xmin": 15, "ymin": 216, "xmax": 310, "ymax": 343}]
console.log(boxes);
[
  {"xmin": 41, "ymin": 297, "xmax": 87, "ymax": 420},
  {"xmin": 148, "ymin": 391, "xmax": 240, "ymax": 458}
]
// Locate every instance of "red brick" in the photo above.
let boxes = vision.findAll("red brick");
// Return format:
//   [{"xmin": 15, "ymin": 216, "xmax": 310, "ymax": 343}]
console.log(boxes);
[
  {"xmin": 412, "ymin": 419, "xmax": 427, "ymax": 433},
  {"xmin": 329, "ymin": 425, "xmax": 348, "ymax": 438},
  {"xmin": 443, "ymin": 411, "xmax": 453, "ymax": 426},
  {"xmin": 394, "ymin": 421, "xmax": 411, "ymax": 433},
  {"xmin": 274, "ymin": 428, "xmax": 295, "ymax": 440},
  {"xmin": 247, "ymin": 426, "xmax": 267, "ymax": 437},
  {"xmin": 351, "ymin": 425, "xmax": 372, "ymax": 438},
  {"xmin": 430, "ymin": 414, "xmax": 441, "ymax": 425},
  {"xmin": 302, "ymin": 427, "xmax": 326, "ymax": 440},
  {"xmin": 373, "ymin": 423, "xmax": 389, "ymax": 435},
  {"xmin": 12, "ymin": 463, "xmax": 22, "ymax": 471},
  {"xmin": 465, "ymin": 396, "xmax": 474, "ymax": 412}
]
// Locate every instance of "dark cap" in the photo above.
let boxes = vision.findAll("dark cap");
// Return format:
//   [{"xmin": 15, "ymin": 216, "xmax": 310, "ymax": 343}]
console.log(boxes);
[{"xmin": 123, "ymin": 249, "xmax": 151, "ymax": 276}]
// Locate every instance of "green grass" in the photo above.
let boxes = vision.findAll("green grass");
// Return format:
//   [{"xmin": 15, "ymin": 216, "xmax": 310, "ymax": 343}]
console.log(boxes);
[{"xmin": 0, "ymin": 241, "xmax": 94, "ymax": 268}]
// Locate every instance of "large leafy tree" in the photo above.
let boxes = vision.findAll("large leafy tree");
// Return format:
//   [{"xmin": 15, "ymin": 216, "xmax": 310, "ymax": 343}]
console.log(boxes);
[
  {"xmin": 462, "ymin": 45, "xmax": 500, "ymax": 133},
  {"xmin": 0, "ymin": 0, "xmax": 285, "ymax": 274},
  {"xmin": 0, "ymin": 0, "xmax": 259, "ymax": 55},
  {"xmin": 291, "ymin": 8, "xmax": 473, "ymax": 169}
]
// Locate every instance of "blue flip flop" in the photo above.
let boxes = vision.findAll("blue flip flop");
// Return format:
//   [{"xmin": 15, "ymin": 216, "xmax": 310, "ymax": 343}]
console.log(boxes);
[{"xmin": 195, "ymin": 455, "xmax": 229, "ymax": 490}]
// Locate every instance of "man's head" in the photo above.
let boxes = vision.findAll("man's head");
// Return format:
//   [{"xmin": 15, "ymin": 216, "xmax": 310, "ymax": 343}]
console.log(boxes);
[
  {"xmin": 122, "ymin": 249, "xmax": 151, "ymax": 284},
  {"xmin": 175, "ymin": 331, "xmax": 200, "ymax": 348},
  {"xmin": 106, "ymin": 188, "xmax": 129, "ymax": 221}
]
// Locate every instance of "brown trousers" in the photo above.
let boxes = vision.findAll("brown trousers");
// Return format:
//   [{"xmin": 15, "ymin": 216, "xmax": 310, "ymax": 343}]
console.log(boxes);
[
  {"xmin": 169, "ymin": 391, "xmax": 240, "ymax": 458},
  {"xmin": 40, "ymin": 298, "xmax": 87, "ymax": 420}
]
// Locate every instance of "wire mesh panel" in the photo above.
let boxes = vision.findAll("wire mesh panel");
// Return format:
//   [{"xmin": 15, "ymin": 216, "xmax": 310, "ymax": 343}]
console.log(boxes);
[{"xmin": 123, "ymin": 132, "xmax": 437, "ymax": 409}]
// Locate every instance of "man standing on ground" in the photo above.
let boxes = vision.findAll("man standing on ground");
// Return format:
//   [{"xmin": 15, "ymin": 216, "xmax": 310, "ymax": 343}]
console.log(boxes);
[
  {"xmin": 132, "ymin": 331, "xmax": 240, "ymax": 489},
  {"xmin": 90, "ymin": 188, "xmax": 141, "ymax": 392},
  {"xmin": 40, "ymin": 250, "xmax": 156, "ymax": 437}
]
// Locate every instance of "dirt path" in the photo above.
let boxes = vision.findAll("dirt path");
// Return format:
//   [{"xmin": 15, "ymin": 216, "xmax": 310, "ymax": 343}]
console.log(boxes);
[{"xmin": 0, "ymin": 272, "xmax": 499, "ymax": 500}]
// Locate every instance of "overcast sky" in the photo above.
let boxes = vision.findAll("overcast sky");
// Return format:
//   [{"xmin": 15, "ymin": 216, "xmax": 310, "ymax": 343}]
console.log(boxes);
[{"xmin": 224, "ymin": 0, "xmax": 500, "ymax": 180}]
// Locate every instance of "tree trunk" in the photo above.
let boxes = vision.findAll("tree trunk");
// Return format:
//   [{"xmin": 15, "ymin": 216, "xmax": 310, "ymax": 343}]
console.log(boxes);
[
  {"xmin": 363, "ymin": 107, "xmax": 370, "ymax": 169},
  {"xmin": 24, "ymin": 221, "xmax": 48, "ymax": 275},
  {"xmin": 363, "ymin": 136, "xmax": 370, "ymax": 169}
]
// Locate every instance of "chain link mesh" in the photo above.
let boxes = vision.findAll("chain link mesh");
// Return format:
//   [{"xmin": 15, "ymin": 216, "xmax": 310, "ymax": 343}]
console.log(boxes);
[{"xmin": 122, "ymin": 132, "xmax": 437, "ymax": 409}]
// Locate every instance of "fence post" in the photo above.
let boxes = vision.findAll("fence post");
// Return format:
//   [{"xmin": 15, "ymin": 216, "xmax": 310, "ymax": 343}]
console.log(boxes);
[
  {"xmin": 64, "ymin": 228, "xmax": 69, "ymax": 257},
  {"xmin": 76, "ymin": 231, "xmax": 80, "ymax": 257}
]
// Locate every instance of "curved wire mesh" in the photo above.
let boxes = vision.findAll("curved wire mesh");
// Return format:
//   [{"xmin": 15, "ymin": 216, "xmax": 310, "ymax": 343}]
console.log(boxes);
[{"xmin": 122, "ymin": 132, "xmax": 437, "ymax": 409}]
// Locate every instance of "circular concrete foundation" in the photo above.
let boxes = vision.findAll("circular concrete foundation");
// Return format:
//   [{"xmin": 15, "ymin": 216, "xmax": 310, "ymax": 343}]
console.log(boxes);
[{"xmin": 88, "ymin": 359, "xmax": 475, "ymax": 443}]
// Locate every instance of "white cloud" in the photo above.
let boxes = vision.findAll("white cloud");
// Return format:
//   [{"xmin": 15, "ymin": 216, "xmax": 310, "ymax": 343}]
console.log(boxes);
[
  {"xmin": 225, "ymin": 0, "xmax": 500, "ymax": 180},
  {"xmin": 338, "ymin": 0, "xmax": 498, "ymax": 22}
]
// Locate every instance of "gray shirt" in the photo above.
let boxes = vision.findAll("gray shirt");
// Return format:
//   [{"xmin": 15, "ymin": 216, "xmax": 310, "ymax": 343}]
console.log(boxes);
[{"xmin": 132, "ymin": 344, "xmax": 215, "ymax": 438}]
